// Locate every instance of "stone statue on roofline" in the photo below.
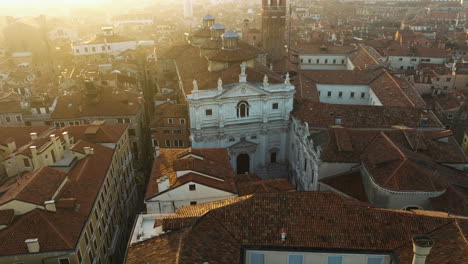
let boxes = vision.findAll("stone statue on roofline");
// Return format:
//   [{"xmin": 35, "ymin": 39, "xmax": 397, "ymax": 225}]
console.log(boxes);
[
  {"xmin": 263, "ymin": 74, "xmax": 269, "ymax": 88},
  {"xmin": 217, "ymin": 78, "xmax": 223, "ymax": 94},
  {"xmin": 193, "ymin": 79, "xmax": 198, "ymax": 91}
]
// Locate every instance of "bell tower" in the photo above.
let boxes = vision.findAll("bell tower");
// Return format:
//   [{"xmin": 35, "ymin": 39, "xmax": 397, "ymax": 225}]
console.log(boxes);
[{"xmin": 262, "ymin": 0, "xmax": 287, "ymax": 64}]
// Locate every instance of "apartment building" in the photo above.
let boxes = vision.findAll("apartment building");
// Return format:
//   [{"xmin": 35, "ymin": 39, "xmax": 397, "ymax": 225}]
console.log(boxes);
[{"xmin": 0, "ymin": 123, "xmax": 139, "ymax": 264}]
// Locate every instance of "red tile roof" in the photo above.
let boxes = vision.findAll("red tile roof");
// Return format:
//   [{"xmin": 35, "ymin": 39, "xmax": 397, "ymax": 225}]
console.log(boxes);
[
  {"xmin": 61, "ymin": 124, "xmax": 127, "ymax": 143},
  {"xmin": 320, "ymin": 170, "xmax": 370, "ymax": 203},
  {"xmin": 0, "ymin": 126, "xmax": 50, "ymax": 147},
  {"xmin": 0, "ymin": 210, "xmax": 14, "ymax": 226},
  {"xmin": 321, "ymin": 127, "xmax": 468, "ymax": 164},
  {"xmin": 234, "ymin": 174, "xmax": 295, "ymax": 196},
  {"xmin": 51, "ymin": 86, "xmax": 142, "ymax": 119},
  {"xmin": 292, "ymin": 100, "xmax": 441, "ymax": 128},
  {"xmin": 0, "ymin": 167, "xmax": 67, "ymax": 206},
  {"xmin": 126, "ymin": 192, "xmax": 468, "ymax": 264},
  {"xmin": 0, "ymin": 141, "xmax": 115, "ymax": 256},
  {"xmin": 145, "ymin": 148, "xmax": 235, "ymax": 200}
]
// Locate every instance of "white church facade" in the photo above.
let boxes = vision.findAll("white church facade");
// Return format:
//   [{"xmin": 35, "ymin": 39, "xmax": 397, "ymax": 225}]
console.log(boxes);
[{"xmin": 187, "ymin": 63, "xmax": 295, "ymax": 178}]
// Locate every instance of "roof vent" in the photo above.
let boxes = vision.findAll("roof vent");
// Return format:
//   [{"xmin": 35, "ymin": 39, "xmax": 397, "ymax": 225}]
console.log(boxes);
[
  {"xmin": 25, "ymin": 238, "xmax": 40, "ymax": 253},
  {"xmin": 30, "ymin": 132, "xmax": 38, "ymax": 140}
]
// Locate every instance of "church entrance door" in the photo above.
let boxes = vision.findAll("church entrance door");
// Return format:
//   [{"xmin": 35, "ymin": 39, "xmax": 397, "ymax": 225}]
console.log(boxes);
[{"xmin": 237, "ymin": 154, "xmax": 250, "ymax": 174}]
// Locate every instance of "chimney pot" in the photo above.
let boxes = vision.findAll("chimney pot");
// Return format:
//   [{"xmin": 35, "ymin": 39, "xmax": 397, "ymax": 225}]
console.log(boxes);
[
  {"xmin": 25, "ymin": 238, "xmax": 40, "ymax": 253},
  {"xmin": 84, "ymin": 147, "xmax": 91, "ymax": 155},
  {"xmin": 30, "ymin": 132, "xmax": 38, "ymax": 140},
  {"xmin": 412, "ymin": 235, "xmax": 434, "ymax": 264},
  {"xmin": 44, "ymin": 200, "xmax": 56, "ymax": 212},
  {"xmin": 280, "ymin": 228, "xmax": 286, "ymax": 242},
  {"xmin": 89, "ymin": 148, "xmax": 94, "ymax": 155}
]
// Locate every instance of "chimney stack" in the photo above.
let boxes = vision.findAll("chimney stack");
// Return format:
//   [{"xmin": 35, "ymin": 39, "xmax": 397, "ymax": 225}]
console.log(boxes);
[
  {"xmin": 30, "ymin": 132, "xmax": 38, "ymax": 140},
  {"xmin": 62, "ymin": 132, "xmax": 70, "ymax": 148},
  {"xmin": 157, "ymin": 175, "xmax": 170, "ymax": 192},
  {"xmin": 412, "ymin": 235, "xmax": 434, "ymax": 264},
  {"xmin": 155, "ymin": 146, "xmax": 160, "ymax": 158},
  {"xmin": 25, "ymin": 238, "xmax": 40, "ymax": 253},
  {"xmin": 6, "ymin": 139, "xmax": 16, "ymax": 153},
  {"xmin": 280, "ymin": 228, "xmax": 286, "ymax": 242},
  {"xmin": 89, "ymin": 148, "xmax": 94, "ymax": 155},
  {"xmin": 84, "ymin": 147, "xmax": 91, "ymax": 155},
  {"xmin": 44, "ymin": 200, "xmax": 56, "ymax": 212}
]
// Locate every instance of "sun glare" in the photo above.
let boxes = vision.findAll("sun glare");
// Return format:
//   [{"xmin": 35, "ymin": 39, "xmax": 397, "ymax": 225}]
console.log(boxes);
[{"xmin": 1, "ymin": 0, "xmax": 107, "ymax": 9}]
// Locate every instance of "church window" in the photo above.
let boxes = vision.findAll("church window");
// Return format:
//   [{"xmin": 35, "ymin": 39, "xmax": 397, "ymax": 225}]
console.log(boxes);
[
  {"xmin": 205, "ymin": 109, "xmax": 212, "ymax": 116},
  {"xmin": 270, "ymin": 152, "xmax": 277, "ymax": 163},
  {"xmin": 237, "ymin": 101, "xmax": 249, "ymax": 118},
  {"xmin": 272, "ymin": 103, "xmax": 279, "ymax": 109}
]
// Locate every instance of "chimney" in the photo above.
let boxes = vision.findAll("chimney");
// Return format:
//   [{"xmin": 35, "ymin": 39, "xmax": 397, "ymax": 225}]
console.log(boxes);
[
  {"xmin": 62, "ymin": 132, "xmax": 70, "ymax": 148},
  {"xmin": 157, "ymin": 175, "xmax": 170, "ymax": 192},
  {"xmin": 6, "ymin": 140, "xmax": 16, "ymax": 153},
  {"xmin": 30, "ymin": 132, "xmax": 38, "ymax": 140},
  {"xmin": 25, "ymin": 238, "xmax": 40, "ymax": 253},
  {"xmin": 44, "ymin": 200, "xmax": 56, "ymax": 212},
  {"xmin": 412, "ymin": 235, "xmax": 434, "ymax": 264},
  {"xmin": 84, "ymin": 147, "xmax": 91, "ymax": 155},
  {"xmin": 280, "ymin": 228, "xmax": 286, "ymax": 242},
  {"xmin": 155, "ymin": 146, "xmax": 160, "ymax": 158},
  {"xmin": 89, "ymin": 148, "xmax": 94, "ymax": 155},
  {"xmin": 30, "ymin": 146, "xmax": 38, "ymax": 167}
]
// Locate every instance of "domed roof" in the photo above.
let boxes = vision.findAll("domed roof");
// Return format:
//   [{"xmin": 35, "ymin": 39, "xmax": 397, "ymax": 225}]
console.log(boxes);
[
  {"xmin": 210, "ymin": 23, "xmax": 225, "ymax": 30},
  {"xmin": 221, "ymin": 30, "xmax": 239, "ymax": 39},
  {"xmin": 203, "ymin": 14, "xmax": 215, "ymax": 20}
]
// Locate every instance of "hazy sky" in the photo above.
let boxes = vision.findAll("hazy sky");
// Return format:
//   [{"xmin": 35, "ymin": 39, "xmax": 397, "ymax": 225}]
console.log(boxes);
[{"xmin": 1, "ymin": 0, "xmax": 108, "ymax": 8}]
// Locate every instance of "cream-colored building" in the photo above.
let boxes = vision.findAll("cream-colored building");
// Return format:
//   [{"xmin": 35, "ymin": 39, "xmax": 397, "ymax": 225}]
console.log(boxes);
[{"xmin": 0, "ymin": 123, "xmax": 139, "ymax": 264}]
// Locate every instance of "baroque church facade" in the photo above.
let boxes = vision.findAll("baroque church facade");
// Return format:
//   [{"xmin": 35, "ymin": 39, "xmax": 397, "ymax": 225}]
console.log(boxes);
[{"xmin": 188, "ymin": 64, "xmax": 294, "ymax": 178}]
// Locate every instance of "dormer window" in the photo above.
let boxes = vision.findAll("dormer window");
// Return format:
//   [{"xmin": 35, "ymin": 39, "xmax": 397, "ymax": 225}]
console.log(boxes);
[{"xmin": 237, "ymin": 101, "xmax": 249, "ymax": 118}]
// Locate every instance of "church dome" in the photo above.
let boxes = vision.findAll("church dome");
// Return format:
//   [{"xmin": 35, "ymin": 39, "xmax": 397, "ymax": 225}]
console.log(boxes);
[
  {"xmin": 203, "ymin": 14, "xmax": 215, "ymax": 20},
  {"xmin": 221, "ymin": 30, "xmax": 239, "ymax": 39},
  {"xmin": 210, "ymin": 23, "xmax": 225, "ymax": 30}
]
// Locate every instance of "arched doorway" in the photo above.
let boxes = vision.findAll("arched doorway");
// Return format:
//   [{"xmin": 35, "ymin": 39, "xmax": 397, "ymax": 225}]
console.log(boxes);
[{"xmin": 237, "ymin": 154, "xmax": 250, "ymax": 174}]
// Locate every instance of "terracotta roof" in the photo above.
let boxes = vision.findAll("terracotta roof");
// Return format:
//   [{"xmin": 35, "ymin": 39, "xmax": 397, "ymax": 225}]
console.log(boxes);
[
  {"xmin": 320, "ymin": 170, "xmax": 370, "ymax": 203},
  {"xmin": 234, "ymin": 174, "xmax": 295, "ymax": 196},
  {"xmin": 206, "ymin": 48, "xmax": 257, "ymax": 62},
  {"xmin": 0, "ymin": 92, "xmax": 22, "ymax": 114},
  {"xmin": 51, "ymin": 86, "xmax": 142, "ymax": 119},
  {"xmin": 0, "ymin": 141, "xmax": 114, "ymax": 256},
  {"xmin": 0, "ymin": 167, "xmax": 67, "ymax": 206},
  {"xmin": 292, "ymin": 100, "xmax": 441, "ymax": 128},
  {"xmin": 61, "ymin": 124, "xmax": 127, "ymax": 143},
  {"xmin": 430, "ymin": 185, "xmax": 468, "ymax": 216},
  {"xmin": 125, "ymin": 230, "xmax": 186, "ymax": 264},
  {"xmin": 150, "ymin": 102, "xmax": 188, "ymax": 127},
  {"xmin": 126, "ymin": 192, "xmax": 468, "ymax": 264},
  {"xmin": 292, "ymin": 43, "xmax": 356, "ymax": 54},
  {"xmin": 145, "ymin": 148, "xmax": 235, "ymax": 200},
  {"xmin": 0, "ymin": 126, "xmax": 50, "ymax": 147},
  {"xmin": 321, "ymin": 127, "xmax": 468, "ymax": 164},
  {"xmin": 360, "ymin": 132, "xmax": 462, "ymax": 192},
  {"xmin": 84, "ymin": 34, "xmax": 134, "ymax": 45},
  {"xmin": 0, "ymin": 210, "xmax": 14, "ymax": 225}
]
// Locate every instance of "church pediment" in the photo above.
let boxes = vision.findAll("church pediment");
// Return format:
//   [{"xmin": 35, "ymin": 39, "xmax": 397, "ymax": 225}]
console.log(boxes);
[
  {"xmin": 218, "ymin": 83, "xmax": 269, "ymax": 99},
  {"xmin": 229, "ymin": 139, "xmax": 258, "ymax": 154}
]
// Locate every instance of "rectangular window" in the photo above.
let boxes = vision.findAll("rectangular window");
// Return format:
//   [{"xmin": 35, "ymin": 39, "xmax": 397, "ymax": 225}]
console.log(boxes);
[
  {"xmin": 92, "ymin": 47, "xmax": 96, "ymax": 52},
  {"xmin": 327, "ymin": 91, "xmax": 332, "ymax": 97},
  {"xmin": 16, "ymin": 116, "xmax": 21, "ymax": 122},
  {"xmin": 398, "ymin": 58, "xmax": 403, "ymax": 61},
  {"xmin": 174, "ymin": 140, "xmax": 179, "ymax": 147},
  {"xmin": 23, "ymin": 158, "xmax": 30, "ymax": 167},
  {"xmin": 205, "ymin": 109, "xmax": 212, "ymax": 116},
  {"xmin": 174, "ymin": 129, "xmax": 181, "ymax": 134},
  {"xmin": 333, "ymin": 59, "xmax": 336, "ymax": 64},
  {"xmin": 229, "ymin": 138, "xmax": 235, "ymax": 142},
  {"xmin": 350, "ymin": 92, "xmax": 355, "ymax": 98},
  {"xmin": 367, "ymin": 256, "xmax": 384, "ymax": 264},
  {"xmin": 165, "ymin": 140, "xmax": 171, "ymax": 147},
  {"xmin": 76, "ymin": 49, "xmax": 80, "ymax": 53},
  {"xmin": 189, "ymin": 184, "xmax": 196, "ymax": 191},
  {"xmin": 270, "ymin": 152, "xmax": 277, "ymax": 163},
  {"xmin": 325, "ymin": 59, "xmax": 328, "ymax": 63},
  {"xmin": 338, "ymin": 92, "xmax": 343, "ymax": 97},
  {"xmin": 327, "ymin": 256, "xmax": 343, "ymax": 264},
  {"xmin": 5, "ymin": 116, "xmax": 10, "ymax": 122},
  {"xmin": 178, "ymin": 140, "xmax": 184, "ymax": 147},
  {"xmin": 180, "ymin": 118, "xmax": 185, "ymax": 124},
  {"xmin": 361, "ymin": 92, "xmax": 365, "ymax": 98},
  {"xmin": 250, "ymin": 253, "xmax": 265, "ymax": 264},
  {"xmin": 341, "ymin": 59, "xmax": 345, "ymax": 64},
  {"xmin": 58, "ymin": 258, "xmax": 70, "ymax": 264},
  {"xmin": 190, "ymin": 201, "xmax": 197, "ymax": 205},
  {"xmin": 84, "ymin": 47, "xmax": 88, "ymax": 52},
  {"xmin": 153, "ymin": 139, "xmax": 159, "ymax": 146},
  {"xmin": 168, "ymin": 118, "xmax": 173, "ymax": 124},
  {"xmin": 316, "ymin": 59, "xmax": 319, "ymax": 63},
  {"xmin": 308, "ymin": 59, "xmax": 311, "ymax": 63},
  {"xmin": 272, "ymin": 103, "xmax": 279, "ymax": 109},
  {"xmin": 446, "ymin": 77, "xmax": 452, "ymax": 82},
  {"xmin": 288, "ymin": 255, "xmax": 304, "ymax": 264}
]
